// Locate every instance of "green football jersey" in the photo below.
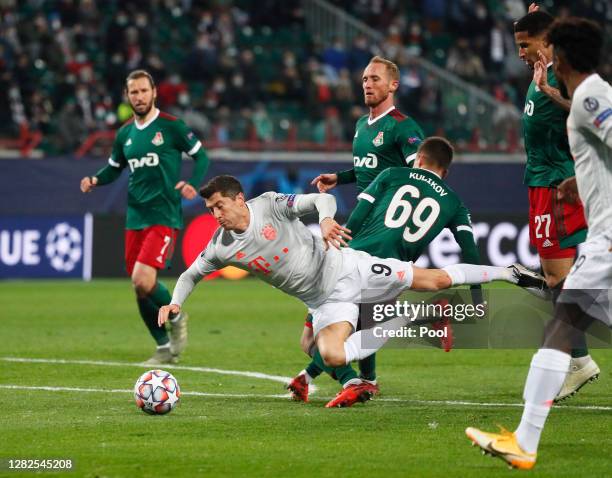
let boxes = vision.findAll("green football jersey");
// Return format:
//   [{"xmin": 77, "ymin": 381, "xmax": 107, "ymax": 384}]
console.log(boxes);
[
  {"xmin": 338, "ymin": 107, "xmax": 424, "ymax": 193},
  {"xmin": 97, "ymin": 110, "xmax": 207, "ymax": 230},
  {"xmin": 346, "ymin": 167, "xmax": 479, "ymax": 264},
  {"xmin": 522, "ymin": 66, "xmax": 575, "ymax": 187}
]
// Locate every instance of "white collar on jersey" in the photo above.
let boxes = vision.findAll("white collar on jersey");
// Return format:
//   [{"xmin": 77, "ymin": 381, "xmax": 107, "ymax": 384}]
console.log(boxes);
[
  {"xmin": 230, "ymin": 202, "xmax": 253, "ymax": 239},
  {"xmin": 134, "ymin": 108, "xmax": 160, "ymax": 130},
  {"xmin": 574, "ymin": 73, "xmax": 601, "ymax": 99},
  {"xmin": 368, "ymin": 105, "xmax": 396, "ymax": 126},
  {"xmin": 414, "ymin": 167, "xmax": 442, "ymax": 179},
  {"xmin": 546, "ymin": 62, "xmax": 553, "ymax": 68}
]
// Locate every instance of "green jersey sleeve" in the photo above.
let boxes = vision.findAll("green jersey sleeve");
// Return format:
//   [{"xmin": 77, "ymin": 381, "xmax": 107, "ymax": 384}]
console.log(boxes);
[
  {"xmin": 172, "ymin": 119, "xmax": 210, "ymax": 188},
  {"xmin": 394, "ymin": 118, "xmax": 424, "ymax": 166},
  {"xmin": 345, "ymin": 168, "xmax": 390, "ymax": 235},
  {"xmin": 336, "ymin": 168, "xmax": 357, "ymax": 185},
  {"xmin": 448, "ymin": 203, "xmax": 479, "ymax": 265},
  {"xmin": 173, "ymin": 119, "xmax": 201, "ymax": 154}
]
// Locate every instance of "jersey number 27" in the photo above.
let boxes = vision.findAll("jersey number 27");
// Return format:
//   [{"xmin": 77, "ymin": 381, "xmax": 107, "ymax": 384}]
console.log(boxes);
[{"xmin": 384, "ymin": 185, "xmax": 440, "ymax": 242}]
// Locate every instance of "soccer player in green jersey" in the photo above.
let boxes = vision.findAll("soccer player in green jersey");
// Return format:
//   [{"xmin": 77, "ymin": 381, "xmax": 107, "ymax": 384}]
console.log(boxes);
[
  {"xmin": 513, "ymin": 8, "xmax": 599, "ymax": 400},
  {"xmin": 292, "ymin": 137, "xmax": 483, "ymax": 407},
  {"xmin": 312, "ymin": 56, "xmax": 425, "ymax": 194},
  {"xmin": 80, "ymin": 70, "xmax": 210, "ymax": 365},
  {"xmin": 288, "ymin": 57, "xmax": 425, "ymax": 405}
]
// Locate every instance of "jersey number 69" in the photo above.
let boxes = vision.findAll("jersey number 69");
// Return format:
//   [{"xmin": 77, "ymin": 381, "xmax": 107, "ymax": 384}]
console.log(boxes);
[{"xmin": 384, "ymin": 185, "xmax": 441, "ymax": 243}]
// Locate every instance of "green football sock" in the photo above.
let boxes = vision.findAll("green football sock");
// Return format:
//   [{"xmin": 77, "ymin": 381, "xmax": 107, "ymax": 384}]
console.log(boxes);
[
  {"xmin": 136, "ymin": 297, "xmax": 169, "ymax": 346},
  {"xmin": 358, "ymin": 354, "xmax": 377, "ymax": 381},
  {"xmin": 571, "ymin": 348, "xmax": 589, "ymax": 358},
  {"xmin": 310, "ymin": 349, "xmax": 358, "ymax": 385},
  {"xmin": 148, "ymin": 281, "xmax": 172, "ymax": 308},
  {"xmin": 305, "ymin": 359, "xmax": 324, "ymax": 379}
]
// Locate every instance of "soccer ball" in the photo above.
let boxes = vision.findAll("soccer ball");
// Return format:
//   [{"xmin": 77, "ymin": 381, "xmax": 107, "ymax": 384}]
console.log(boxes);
[{"xmin": 134, "ymin": 369, "xmax": 181, "ymax": 415}]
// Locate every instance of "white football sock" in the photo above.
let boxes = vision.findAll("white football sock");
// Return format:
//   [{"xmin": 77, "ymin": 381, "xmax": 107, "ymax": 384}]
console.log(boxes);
[
  {"xmin": 442, "ymin": 264, "xmax": 515, "ymax": 285},
  {"xmin": 343, "ymin": 316, "xmax": 409, "ymax": 363},
  {"xmin": 515, "ymin": 348, "xmax": 570, "ymax": 454},
  {"xmin": 157, "ymin": 343, "xmax": 170, "ymax": 350}
]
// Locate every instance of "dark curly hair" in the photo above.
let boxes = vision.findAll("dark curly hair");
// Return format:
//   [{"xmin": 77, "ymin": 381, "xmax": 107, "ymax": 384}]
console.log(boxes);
[
  {"xmin": 199, "ymin": 175, "xmax": 244, "ymax": 199},
  {"xmin": 514, "ymin": 11, "xmax": 554, "ymax": 36},
  {"xmin": 547, "ymin": 17, "xmax": 603, "ymax": 73}
]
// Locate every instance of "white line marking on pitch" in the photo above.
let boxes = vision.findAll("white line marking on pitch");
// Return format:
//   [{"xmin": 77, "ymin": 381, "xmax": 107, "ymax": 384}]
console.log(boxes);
[
  {"xmin": 1, "ymin": 356, "xmax": 319, "ymax": 393},
  {"xmin": 1, "ymin": 385, "xmax": 610, "ymax": 411},
  {"xmin": 0, "ymin": 384, "xmax": 291, "ymax": 399},
  {"xmin": 2, "ymin": 357, "xmax": 609, "ymax": 411}
]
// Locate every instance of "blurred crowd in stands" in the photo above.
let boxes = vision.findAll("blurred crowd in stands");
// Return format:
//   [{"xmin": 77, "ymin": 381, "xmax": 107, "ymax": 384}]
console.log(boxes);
[{"xmin": 0, "ymin": 0, "xmax": 610, "ymax": 154}]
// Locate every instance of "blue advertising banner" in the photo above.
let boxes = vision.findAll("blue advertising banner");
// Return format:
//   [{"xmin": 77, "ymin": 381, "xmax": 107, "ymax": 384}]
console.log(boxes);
[{"xmin": 0, "ymin": 215, "xmax": 93, "ymax": 279}]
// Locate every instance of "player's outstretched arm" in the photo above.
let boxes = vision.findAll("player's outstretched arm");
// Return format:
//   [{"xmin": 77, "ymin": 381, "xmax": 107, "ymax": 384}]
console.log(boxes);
[
  {"xmin": 175, "ymin": 180, "xmax": 198, "ymax": 200},
  {"xmin": 158, "ymin": 304, "xmax": 181, "ymax": 326},
  {"xmin": 158, "ymin": 261, "xmax": 206, "ymax": 326},
  {"xmin": 80, "ymin": 176, "xmax": 98, "ymax": 193},
  {"xmin": 291, "ymin": 193, "xmax": 351, "ymax": 249},
  {"xmin": 311, "ymin": 173, "xmax": 338, "ymax": 193},
  {"xmin": 320, "ymin": 217, "xmax": 352, "ymax": 249}
]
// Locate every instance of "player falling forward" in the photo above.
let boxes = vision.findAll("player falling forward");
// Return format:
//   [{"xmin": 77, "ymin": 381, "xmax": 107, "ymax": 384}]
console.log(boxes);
[
  {"xmin": 158, "ymin": 175, "xmax": 545, "ymax": 388},
  {"xmin": 295, "ymin": 56, "xmax": 426, "ymax": 402},
  {"xmin": 80, "ymin": 70, "xmax": 209, "ymax": 365},
  {"xmin": 513, "ymin": 6, "xmax": 599, "ymax": 400},
  {"xmin": 291, "ymin": 137, "xmax": 483, "ymax": 407},
  {"xmin": 467, "ymin": 17, "xmax": 611, "ymax": 470}
]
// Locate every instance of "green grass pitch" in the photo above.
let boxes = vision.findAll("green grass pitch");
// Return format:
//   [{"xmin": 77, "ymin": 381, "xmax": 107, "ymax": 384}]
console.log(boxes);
[{"xmin": 1, "ymin": 279, "xmax": 610, "ymax": 477}]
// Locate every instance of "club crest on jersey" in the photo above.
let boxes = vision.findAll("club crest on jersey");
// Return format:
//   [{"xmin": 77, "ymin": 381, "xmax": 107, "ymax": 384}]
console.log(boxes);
[
  {"xmin": 151, "ymin": 131, "xmax": 164, "ymax": 146},
  {"xmin": 372, "ymin": 131, "xmax": 384, "ymax": 147},
  {"xmin": 261, "ymin": 224, "xmax": 277, "ymax": 241}
]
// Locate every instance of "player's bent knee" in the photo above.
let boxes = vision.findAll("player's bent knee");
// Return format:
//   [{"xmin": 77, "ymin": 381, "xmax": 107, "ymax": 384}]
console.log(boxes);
[
  {"xmin": 321, "ymin": 350, "xmax": 346, "ymax": 368},
  {"xmin": 131, "ymin": 274, "xmax": 155, "ymax": 297},
  {"xmin": 317, "ymin": 342, "xmax": 346, "ymax": 367}
]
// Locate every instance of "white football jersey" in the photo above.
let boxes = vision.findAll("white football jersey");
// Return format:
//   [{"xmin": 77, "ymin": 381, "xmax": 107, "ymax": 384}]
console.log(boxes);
[
  {"xmin": 567, "ymin": 73, "xmax": 612, "ymax": 239},
  {"xmin": 174, "ymin": 192, "xmax": 343, "ymax": 308}
]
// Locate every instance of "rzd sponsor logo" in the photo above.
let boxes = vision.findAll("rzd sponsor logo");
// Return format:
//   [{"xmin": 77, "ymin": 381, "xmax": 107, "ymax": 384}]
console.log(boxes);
[{"xmin": 128, "ymin": 153, "xmax": 160, "ymax": 172}]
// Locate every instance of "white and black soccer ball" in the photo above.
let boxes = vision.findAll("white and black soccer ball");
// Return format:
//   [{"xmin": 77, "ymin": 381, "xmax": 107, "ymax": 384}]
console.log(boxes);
[
  {"xmin": 134, "ymin": 370, "xmax": 180, "ymax": 415},
  {"xmin": 45, "ymin": 222, "xmax": 82, "ymax": 272}
]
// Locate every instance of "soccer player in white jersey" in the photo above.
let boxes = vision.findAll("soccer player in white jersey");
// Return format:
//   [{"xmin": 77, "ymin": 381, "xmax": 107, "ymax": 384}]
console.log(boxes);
[
  {"xmin": 158, "ymin": 175, "xmax": 544, "ymax": 377},
  {"xmin": 466, "ymin": 17, "xmax": 610, "ymax": 470}
]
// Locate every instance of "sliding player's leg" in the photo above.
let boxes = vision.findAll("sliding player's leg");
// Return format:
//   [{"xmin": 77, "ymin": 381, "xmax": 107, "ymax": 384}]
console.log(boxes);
[{"xmin": 287, "ymin": 315, "xmax": 361, "ymax": 402}]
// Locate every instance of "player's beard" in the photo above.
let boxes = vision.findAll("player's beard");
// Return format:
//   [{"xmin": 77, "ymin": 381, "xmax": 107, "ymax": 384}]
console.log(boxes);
[
  {"xmin": 131, "ymin": 98, "xmax": 154, "ymax": 118},
  {"xmin": 364, "ymin": 90, "xmax": 389, "ymax": 108}
]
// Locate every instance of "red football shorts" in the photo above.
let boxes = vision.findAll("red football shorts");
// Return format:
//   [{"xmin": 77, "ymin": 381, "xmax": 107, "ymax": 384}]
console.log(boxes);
[
  {"xmin": 125, "ymin": 225, "xmax": 179, "ymax": 276},
  {"xmin": 528, "ymin": 187, "xmax": 587, "ymax": 260}
]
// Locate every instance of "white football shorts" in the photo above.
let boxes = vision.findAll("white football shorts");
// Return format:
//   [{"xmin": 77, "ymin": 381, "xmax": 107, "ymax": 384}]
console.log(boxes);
[
  {"xmin": 558, "ymin": 233, "xmax": 612, "ymax": 326},
  {"xmin": 310, "ymin": 247, "xmax": 414, "ymax": 336}
]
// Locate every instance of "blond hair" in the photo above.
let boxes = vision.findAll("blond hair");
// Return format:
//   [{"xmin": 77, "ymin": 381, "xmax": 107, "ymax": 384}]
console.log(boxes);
[{"xmin": 368, "ymin": 56, "xmax": 400, "ymax": 82}]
